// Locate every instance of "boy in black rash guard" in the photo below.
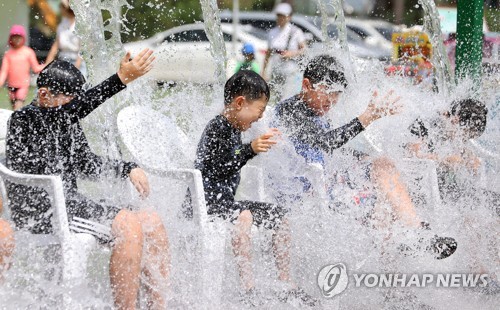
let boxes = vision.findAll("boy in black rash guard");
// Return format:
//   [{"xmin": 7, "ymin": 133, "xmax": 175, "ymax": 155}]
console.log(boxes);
[
  {"xmin": 195, "ymin": 70, "xmax": 317, "ymax": 306},
  {"xmin": 273, "ymin": 55, "xmax": 457, "ymax": 260},
  {"xmin": 3, "ymin": 50, "xmax": 170, "ymax": 309}
]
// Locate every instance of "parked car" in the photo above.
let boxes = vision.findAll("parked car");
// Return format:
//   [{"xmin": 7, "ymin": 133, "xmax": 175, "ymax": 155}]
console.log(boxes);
[
  {"xmin": 123, "ymin": 23, "xmax": 267, "ymax": 83},
  {"xmin": 219, "ymin": 10, "xmax": 323, "ymax": 44},
  {"xmin": 306, "ymin": 16, "xmax": 392, "ymax": 61},
  {"xmin": 345, "ymin": 18, "xmax": 394, "ymax": 53},
  {"xmin": 364, "ymin": 19, "xmax": 404, "ymax": 42},
  {"xmin": 220, "ymin": 11, "xmax": 391, "ymax": 61}
]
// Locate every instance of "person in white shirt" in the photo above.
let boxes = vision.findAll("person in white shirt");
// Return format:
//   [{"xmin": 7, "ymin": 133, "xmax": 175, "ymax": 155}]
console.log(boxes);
[
  {"xmin": 46, "ymin": 0, "xmax": 87, "ymax": 77},
  {"xmin": 262, "ymin": 2, "xmax": 306, "ymax": 101}
]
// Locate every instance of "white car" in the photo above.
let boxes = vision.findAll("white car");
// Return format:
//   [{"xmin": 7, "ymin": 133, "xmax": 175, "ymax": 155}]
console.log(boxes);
[
  {"xmin": 345, "ymin": 18, "xmax": 395, "ymax": 53},
  {"xmin": 364, "ymin": 19, "xmax": 405, "ymax": 43},
  {"xmin": 305, "ymin": 16, "xmax": 392, "ymax": 61},
  {"xmin": 123, "ymin": 23, "xmax": 268, "ymax": 84}
]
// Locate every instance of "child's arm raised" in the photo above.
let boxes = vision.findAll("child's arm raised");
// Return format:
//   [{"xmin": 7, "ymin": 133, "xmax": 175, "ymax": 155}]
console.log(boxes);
[
  {"xmin": 293, "ymin": 90, "xmax": 401, "ymax": 154},
  {"xmin": 64, "ymin": 49, "xmax": 155, "ymax": 119},
  {"xmin": 117, "ymin": 49, "xmax": 155, "ymax": 84},
  {"xmin": 358, "ymin": 90, "xmax": 402, "ymax": 128}
]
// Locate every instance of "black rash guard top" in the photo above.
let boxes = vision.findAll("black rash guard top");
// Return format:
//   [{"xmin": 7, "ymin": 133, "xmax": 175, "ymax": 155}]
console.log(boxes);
[
  {"xmin": 6, "ymin": 73, "xmax": 138, "ymax": 200},
  {"xmin": 273, "ymin": 95, "xmax": 365, "ymax": 163},
  {"xmin": 195, "ymin": 114, "xmax": 257, "ymax": 206}
]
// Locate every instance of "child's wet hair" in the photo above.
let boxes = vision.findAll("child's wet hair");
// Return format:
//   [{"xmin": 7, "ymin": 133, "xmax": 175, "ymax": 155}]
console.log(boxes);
[
  {"xmin": 450, "ymin": 98, "xmax": 488, "ymax": 139},
  {"xmin": 304, "ymin": 55, "xmax": 348, "ymax": 89},
  {"xmin": 37, "ymin": 60, "xmax": 86, "ymax": 96},
  {"xmin": 224, "ymin": 70, "xmax": 270, "ymax": 105}
]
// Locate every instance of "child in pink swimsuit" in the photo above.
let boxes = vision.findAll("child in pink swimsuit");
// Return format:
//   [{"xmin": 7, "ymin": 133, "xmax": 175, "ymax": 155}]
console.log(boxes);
[{"xmin": 0, "ymin": 25, "xmax": 45, "ymax": 110}]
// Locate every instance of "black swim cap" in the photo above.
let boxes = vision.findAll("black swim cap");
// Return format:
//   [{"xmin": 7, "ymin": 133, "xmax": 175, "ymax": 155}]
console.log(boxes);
[
  {"xmin": 304, "ymin": 55, "xmax": 348, "ymax": 89},
  {"xmin": 37, "ymin": 60, "xmax": 86, "ymax": 96}
]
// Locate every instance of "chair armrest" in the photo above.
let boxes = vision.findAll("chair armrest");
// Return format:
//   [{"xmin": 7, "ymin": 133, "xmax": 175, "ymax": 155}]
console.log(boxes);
[
  {"xmin": 0, "ymin": 163, "xmax": 71, "ymax": 241},
  {"xmin": 305, "ymin": 163, "xmax": 327, "ymax": 200},
  {"xmin": 470, "ymin": 140, "xmax": 500, "ymax": 160},
  {"xmin": 146, "ymin": 167, "xmax": 209, "ymax": 229}
]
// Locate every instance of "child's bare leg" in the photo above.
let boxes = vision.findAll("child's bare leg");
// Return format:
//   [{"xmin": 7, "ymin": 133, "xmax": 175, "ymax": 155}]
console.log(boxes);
[
  {"xmin": 12, "ymin": 100, "xmax": 23, "ymax": 111},
  {"xmin": 272, "ymin": 218, "xmax": 292, "ymax": 283},
  {"xmin": 232, "ymin": 210, "xmax": 254, "ymax": 291},
  {"xmin": 110, "ymin": 210, "xmax": 144, "ymax": 310},
  {"xmin": 371, "ymin": 157, "xmax": 421, "ymax": 228},
  {"xmin": 0, "ymin": 219, "xmax": 15, "ymax": 283},
  {"xmin": 137, "ymin": 210, "xmax": 170, "ymax": 310}
]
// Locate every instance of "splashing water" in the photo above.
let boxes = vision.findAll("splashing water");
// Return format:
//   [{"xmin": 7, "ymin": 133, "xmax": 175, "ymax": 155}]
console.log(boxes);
[
  {"xmin": 1, "ymin": 0, "xmax": 499, "ymax": 309},
  {"xmin": 418, "ymin": 0, "xmax": 454, "ymax": 96},
  {"xmin": 200, "ymin": 0, "xmax": 227, "ymax": 90}
]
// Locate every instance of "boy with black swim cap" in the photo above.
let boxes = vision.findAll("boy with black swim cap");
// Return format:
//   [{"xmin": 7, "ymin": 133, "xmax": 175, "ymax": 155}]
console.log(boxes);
[
  {"xmin": 273, "ymin": 54, "xmax": 458, "ymax": 260},
  {"xmin": 4, "ymin": 50, "xmax": 170, "ymax": 309}
]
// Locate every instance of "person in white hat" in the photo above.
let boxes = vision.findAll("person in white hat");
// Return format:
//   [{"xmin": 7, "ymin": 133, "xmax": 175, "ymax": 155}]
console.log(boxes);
[
  {"xmin": 46, "ymin": 0, "xmax": 87, "ymax": 77},
  {"xmin": 262, "ymin": 2, "xmax": 306, "ymax": 101}
]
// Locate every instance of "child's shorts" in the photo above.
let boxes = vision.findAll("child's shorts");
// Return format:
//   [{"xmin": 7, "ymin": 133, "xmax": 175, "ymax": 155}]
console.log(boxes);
[
  {"xmin": 9, "ymin": 185, "xmax": 123, "ymax": 244},
  {"xmin": 207, "ymin": 200, "xmax": 287, "ymax": 230},
  {"xmin": 8, "ymin": 86, "xmax": 29, "ymax": 102}
]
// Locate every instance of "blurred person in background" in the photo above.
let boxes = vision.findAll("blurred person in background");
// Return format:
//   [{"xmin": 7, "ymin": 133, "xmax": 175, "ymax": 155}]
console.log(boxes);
[
  {"xmin": 235, "ymin": 43, "xmax": 260, "ymax": 74},
  {"xmin": 262, "ymin": 2, "xmax": 306, "ymax": 101},
  {"xmin": 0, "ymin": 25, "xmax": 45, "ymax": 110},
  {"xmin": 46, "ymin": 0, "xmax": 86, "ymax": 77}
]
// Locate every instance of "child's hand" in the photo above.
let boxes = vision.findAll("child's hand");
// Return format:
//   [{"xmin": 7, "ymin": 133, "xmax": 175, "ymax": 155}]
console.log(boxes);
[
  {"xmin": 358, "ymin": 90, "xmax": 402, "ymax": 128},
  {"xmin": 117, "ymin": 48, "xmax": 155, "ymax": 85},
  {"xmin": 251, "ymin": 129, "xmax": 281, "ymax": 153},
  {"xmin": 129, "ymin": 167, "xmax": 150, "ymax": 199}
]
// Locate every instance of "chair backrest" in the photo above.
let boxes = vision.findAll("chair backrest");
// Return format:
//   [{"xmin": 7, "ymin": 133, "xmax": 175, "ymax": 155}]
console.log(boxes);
[
  {"xmin": 117, "ymin": 105, "xmax": 210, "ymax": 227},
  {"xmin": 398, "ymin": 158, "xmax": 441, "ymax": 211},
  {"xmin": 0, "ymin": 109, "xmax": 13, "ymax": 156},
  {"xmin": 117, "ymin": 106, "xmax": 194, "ymax": 170},
  {"xmin": 469, "ymin": 140, "xmax": 500, "ymax": 194},
  {"xmin": 0, "ymin": 162, "xmax": 70, "ymax": 243}
]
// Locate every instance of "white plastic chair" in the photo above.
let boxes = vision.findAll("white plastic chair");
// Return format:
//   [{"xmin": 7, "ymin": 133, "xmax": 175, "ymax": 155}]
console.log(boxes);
[
  {"xmin": 397, "ymin": 158, "xmax": 442, "ymax": 212},
  {"xmin": 0, "ymin": 162, "xmax": 98, "ymax": 306},
  {"xmin": 0, "ymin": 109, "xmax": 13, "ymax": 157},
  {"xmin": 470, "ymin": 140, "xmax": 500, "ymax": 194},
  {"xmin": 116, "ymin": 105, "xmax": 226, "ymax": 306}
]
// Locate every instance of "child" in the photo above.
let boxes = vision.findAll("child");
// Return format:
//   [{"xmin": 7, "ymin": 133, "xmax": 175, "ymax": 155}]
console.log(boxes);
[
  {"xmin": 407, "ymin": 98, "xmax": 489, "ymax": 200},
  {"xmin": 0, "ymin": 25, "xmax": 45, "ymax": 110},
  {"xmin": 45, "ymin": 0, "xmax": 86, "ymax": 76},
  {"xmin": 4, "ymin": 50, "xmax": 170, "ymax": 309},
  {"xmin": 195, "ymin": 70, "xmax": 317, "ymax": 306},
  {"xmin": 273, "ymin": 55, "xmax": 457, "ymax": 259},
  {"xmin": 234, "ymin": 43, "xmax": 260, "ymax": 74}
]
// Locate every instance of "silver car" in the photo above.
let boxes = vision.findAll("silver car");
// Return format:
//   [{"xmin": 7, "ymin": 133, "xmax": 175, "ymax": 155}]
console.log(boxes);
[{"xmin": 123, "ymin": 23, "xmax": 268, "ymax": 83}]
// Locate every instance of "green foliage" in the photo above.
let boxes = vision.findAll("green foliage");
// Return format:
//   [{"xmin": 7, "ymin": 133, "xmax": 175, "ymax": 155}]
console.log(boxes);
[
  {"xmin": 0, "ymin": 87, "xmax": 36, "ymax": 110},
  {"xmin": 485, "ymin": 8, "xmax": 499, "ymax": 32},
  {"xmin": 218, "ymin": 0, "xmax": 275, "ymax": 11},
  {"xmin": 121, "ymin": 0, "xmax": 203, "ymax": 43},
  {"xmin": 120, "ymin": 0, "xmax": 279, "ymax": 43}
]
